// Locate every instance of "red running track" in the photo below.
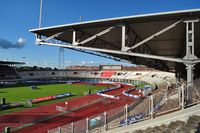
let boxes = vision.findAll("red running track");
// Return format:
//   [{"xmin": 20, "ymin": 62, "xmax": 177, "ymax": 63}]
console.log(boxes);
[
  {"xmin": 0, "ymin": 94, "xmax": 102, "ymax": 132},
  {"xmin": 0, "ymin": 84, "xmax": 134, "ymax": 133}
]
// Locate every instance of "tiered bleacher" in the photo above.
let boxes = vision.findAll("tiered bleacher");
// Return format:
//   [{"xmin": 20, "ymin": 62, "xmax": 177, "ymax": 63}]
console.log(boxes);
[
  {"xmin": 0, "ymin": 65, "xmax": 19, "ymax": 80},
  {"xmin": 5, "ymin": 64, "xmax": 196, "ymax": 133}
]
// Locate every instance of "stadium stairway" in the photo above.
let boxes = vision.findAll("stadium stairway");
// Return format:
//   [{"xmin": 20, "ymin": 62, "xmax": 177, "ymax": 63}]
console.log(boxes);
[{"xmin": 105, "ymin": 104, "xmax": 200, "ymax": 133}]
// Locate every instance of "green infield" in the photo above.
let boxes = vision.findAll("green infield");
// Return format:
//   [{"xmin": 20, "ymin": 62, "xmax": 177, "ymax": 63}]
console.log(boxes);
[{"xmin": 0, "ymin": 83, "xmax": 105, "ymax": 114}]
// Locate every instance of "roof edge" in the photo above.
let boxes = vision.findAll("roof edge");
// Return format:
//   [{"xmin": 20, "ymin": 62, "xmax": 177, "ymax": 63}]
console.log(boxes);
[{"xmin": 30, "ymin": 8, "xmax": 200, "ymax": 32}]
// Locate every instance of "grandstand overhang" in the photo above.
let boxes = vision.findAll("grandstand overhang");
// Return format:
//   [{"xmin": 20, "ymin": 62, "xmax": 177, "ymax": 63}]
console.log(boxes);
[
  {"xmin": 30, "ymin": 9, "xmax": 200, "ymax": 97},
  {"xmin": 30, "ymin": 9, "xmax": 200, "ymax": 69}
]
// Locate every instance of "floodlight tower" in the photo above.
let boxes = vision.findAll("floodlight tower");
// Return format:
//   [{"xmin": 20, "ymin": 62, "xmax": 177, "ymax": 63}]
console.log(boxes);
[{"xmin": 39, "ymin": 0, "xmax": 43, "ymax": 28}]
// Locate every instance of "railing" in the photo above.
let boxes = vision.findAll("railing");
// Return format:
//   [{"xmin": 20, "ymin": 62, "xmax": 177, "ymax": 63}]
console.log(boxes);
[
  {"xmin": 47, "ymin": 81, "xmax": 200, "ymax": 133},
  {"xmin": 153, "ymin": 89, "xmax": 181, "ymax": 117}
]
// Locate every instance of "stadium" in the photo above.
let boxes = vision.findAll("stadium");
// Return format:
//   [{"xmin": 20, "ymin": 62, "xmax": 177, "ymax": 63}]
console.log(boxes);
[{"xmin": 1, "ymin": 4, "xmax": 200, "ymax": 133}]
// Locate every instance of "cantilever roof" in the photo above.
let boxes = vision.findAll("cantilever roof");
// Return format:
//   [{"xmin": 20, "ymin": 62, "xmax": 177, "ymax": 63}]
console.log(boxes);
[
  {"xmin": 30, "ymin": 9, "xmax": 200, "ymax": 72},
  {"xmin": 30, "ymin": 8, "xmax": 200, "ymax": 34}
]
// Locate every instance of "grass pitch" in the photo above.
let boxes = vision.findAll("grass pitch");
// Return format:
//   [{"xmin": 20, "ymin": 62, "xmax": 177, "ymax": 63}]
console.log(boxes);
[{"xmin": 0, "ymin": 83, "xmax": 105, "ymax": 114}]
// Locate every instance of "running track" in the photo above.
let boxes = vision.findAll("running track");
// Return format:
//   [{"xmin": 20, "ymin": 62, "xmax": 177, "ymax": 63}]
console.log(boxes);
[{"xmin": 0, "ymin": 84, "xmax": 135, "ymax": 133}]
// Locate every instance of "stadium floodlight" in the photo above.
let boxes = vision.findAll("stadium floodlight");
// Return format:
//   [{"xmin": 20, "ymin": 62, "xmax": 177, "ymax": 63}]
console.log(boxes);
[{"xmin": 39, "ymin": 0, "xmax": 43, "ymax": 28}]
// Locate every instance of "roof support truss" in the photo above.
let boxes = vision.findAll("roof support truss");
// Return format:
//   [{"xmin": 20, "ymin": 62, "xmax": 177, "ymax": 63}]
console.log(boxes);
[
  {"xmin": 72, "ymin": 28, "xmax": 120, "ymax": 50},
  {"xmin": 121, "ymin": 24, "xmax": 170, "ymax": 70},
  {"xmin": 125, "ymin": 19, "xmax": 182, "ymax": 51},
  {"xmin": 72, "ymin": 25, "xmax": 117, "ymax": 46},
  {"xmin": 68, "ymin": 47, "xmax": 131, "ymax": 63},
  {"xmin": 36, "ymin": 40, "xmax": 198, "ymax": 64}
]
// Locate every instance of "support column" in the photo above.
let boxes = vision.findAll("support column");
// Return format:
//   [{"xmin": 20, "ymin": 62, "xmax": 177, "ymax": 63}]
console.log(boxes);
[
  {"xmin": 72, "ymin": 30, "xmax": 76, "ymax": 45},
  {"xmin": 121, "ymin": 25, "xmax": 128, "ymax": 51},
  {"xmin": 183, "ymin": 19, "xmax": 199, "ymax": 105},
  {"xmin": 186, "ymin": 64, "xmax": 194, "ymax": 103}
]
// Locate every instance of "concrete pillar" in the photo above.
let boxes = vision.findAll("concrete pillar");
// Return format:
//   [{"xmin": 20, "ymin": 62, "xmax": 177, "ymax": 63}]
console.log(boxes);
[
  {"xmin": 183, "ymin": 19, "xmax": 199, "ymax": 105},
  {"xmin": 186, "ymin": 64, "xmax": 194, "ymax": 104}
]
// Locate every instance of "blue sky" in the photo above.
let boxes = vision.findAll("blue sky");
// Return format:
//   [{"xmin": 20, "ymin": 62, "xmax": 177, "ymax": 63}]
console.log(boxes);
[{"xmin": 0, "ymin": 0, "xmax": 199, "ymax": 68}]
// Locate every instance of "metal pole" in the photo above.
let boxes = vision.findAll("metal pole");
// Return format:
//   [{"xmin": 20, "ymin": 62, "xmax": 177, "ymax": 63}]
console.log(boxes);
[
  {"xmin": 181, "ymin": 84, "xmax": 185, "ymax": 110},
  {"xmin": 86, "ymin": 117, "xmax": 89, "ymax": 133},
  {"xmin": 178, "ymin": 86, "xmax": 181, "ymax": 109},
  {"xmin": 149, "ymin": 96, "xmax": 151, "ymax": 117},
  {"xmin": 71, "ymin": 122, "xmax": 74, "ymax": 133},
  {"xmin": 58, "ymin": 126, "xmax": 61, "ymax": 133},
  {"xmin": 125, "ymin": 104, "xmax": 128, "ymax": 125},
  {"xmin": 151, "ymin": 95, "xmax": 154, "ymax": 118},
  {"xmin": 39, "ymin": 0, "xmax": 43, "ymax": 28},
  {"xmin": 104, "ymin": 111, "xmax": 107, "ymax": 131}
]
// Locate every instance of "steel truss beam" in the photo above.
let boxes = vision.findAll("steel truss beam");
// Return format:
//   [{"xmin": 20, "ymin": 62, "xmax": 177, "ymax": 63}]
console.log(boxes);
[
  {"xmin": 72, "ymin": 25, "xmax": 118, "ymax": 46},
  {"xmin": 126, "ymin": 19, "xmax": 182, "ymax": 51},
  {"xmin": 37, "ymin": 36, "xmax": 130, "ymax": 63},
  {"xmin": 123, "ymin": 24, "xmax": 170, "ymax": 70},
  {"xmin": 42, "ymin": 31, "xmax": 66, "ymax": 41},
  {"xmin": 67, "ymin": 47, "xmax": 131, "ymax": 63},
  {"xmin": 73, "ymin": 28, "xmax": 120, "ymax": 50},
  {"xmin": 36, "ymin": 41, "xmax": 197, "ymax": 64},
  {"xmin": 38, "ymin": 25, "xmax": 120, "ymax": 50}
]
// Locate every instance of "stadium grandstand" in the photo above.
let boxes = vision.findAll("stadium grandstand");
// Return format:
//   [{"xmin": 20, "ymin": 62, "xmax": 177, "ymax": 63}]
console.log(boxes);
[
  {"xmin": 28, "ymin": 8, "xmax": 200, "ymax": 133},
  {"xmin": 0, "ymin": 9, "xmax": 200, "ymax": 133},
  {"xmin": 0, "ymin": 61, "xmax": 24, "ymax": 81},
  {"xmin": 0, "ymin": 62, "xmax": 199, "ymax": 132}
]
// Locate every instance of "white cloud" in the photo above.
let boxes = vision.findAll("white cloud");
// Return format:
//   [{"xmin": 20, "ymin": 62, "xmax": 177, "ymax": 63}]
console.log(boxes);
[
  {"xmin": 0, "ymin": 37, "xmax": 26, "ymax": 49},
  {"xmin": 17, "ymin": 38, "xmax": 26, "ymax": 45}
]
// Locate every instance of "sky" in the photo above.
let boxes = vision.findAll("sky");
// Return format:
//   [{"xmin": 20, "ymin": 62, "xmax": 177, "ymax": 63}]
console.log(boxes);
[{"xmin": 0, "ymin": 0, "xmax": 200, "ymax": 68}]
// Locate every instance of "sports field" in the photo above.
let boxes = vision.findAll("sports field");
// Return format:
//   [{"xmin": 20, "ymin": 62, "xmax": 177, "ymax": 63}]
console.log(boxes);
[
  {"xmin": 0, "ymin": 83, "xmax": 105, "ymax": 114},
  {"xmin": 0, "ymin": 83, "xmax": 134, "ymax": 133}
]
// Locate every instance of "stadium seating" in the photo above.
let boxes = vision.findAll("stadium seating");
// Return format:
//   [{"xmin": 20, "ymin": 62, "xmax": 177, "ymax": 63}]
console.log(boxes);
[
  {"xmin": 12, "ymin": 68, "xmax": 198, "ymax": 133},
  {"xmin": 0, "ymin": 65, "xmax": 19, "ymax": 80},
  {"xmin": 101, "ymin": 71, "xmax": 116, "ymax": 78}
]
